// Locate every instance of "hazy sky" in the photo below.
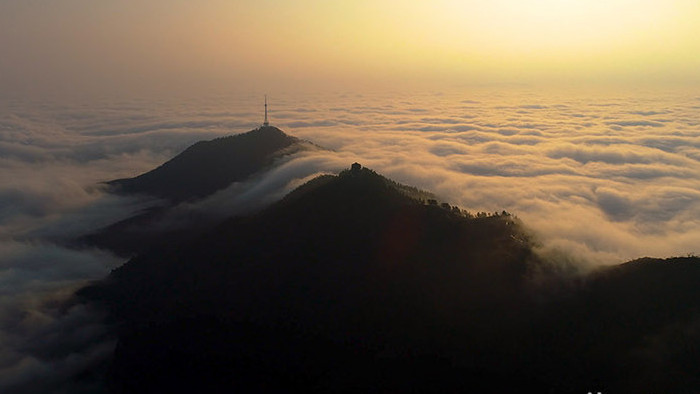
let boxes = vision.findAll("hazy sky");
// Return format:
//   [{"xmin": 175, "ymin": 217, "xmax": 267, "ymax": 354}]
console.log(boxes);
[{"xmin": 2, "ymin": 0, "xmax": 700, "ymax": 97}]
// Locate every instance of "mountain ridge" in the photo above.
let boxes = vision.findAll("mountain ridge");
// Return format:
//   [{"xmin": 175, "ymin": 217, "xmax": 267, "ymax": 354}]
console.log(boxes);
[
  {"xmin": 73, "ymin": 128, "xmax": 700, "ymax": 393},
  {"xmin": 75, "ymin": 126, "xmax": 318, "ymax": 256},
  {"xmin": 108, "ymin": 125, "xmax": 302, "ymax": 203},
  {"xmin": 78, "ymin": 164, "xmax": 556, "ymax": 392}
]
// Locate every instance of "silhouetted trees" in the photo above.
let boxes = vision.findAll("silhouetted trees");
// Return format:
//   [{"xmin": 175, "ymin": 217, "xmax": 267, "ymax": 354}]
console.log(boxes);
[{"xmin": 79, "ymin": 166, "xmax": 700, "ymax": 393}]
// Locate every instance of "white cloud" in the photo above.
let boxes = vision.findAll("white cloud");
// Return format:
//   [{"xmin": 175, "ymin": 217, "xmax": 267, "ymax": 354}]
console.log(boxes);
[{"xmin": 1, "ymin": 88, "xmax": 700, "ymax": 388}]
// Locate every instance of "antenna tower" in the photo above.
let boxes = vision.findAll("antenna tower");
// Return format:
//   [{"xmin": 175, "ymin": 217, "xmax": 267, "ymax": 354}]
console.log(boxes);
[{"xmin": 263, "ymin": 95, "xmax": 269, "ymax": 127}]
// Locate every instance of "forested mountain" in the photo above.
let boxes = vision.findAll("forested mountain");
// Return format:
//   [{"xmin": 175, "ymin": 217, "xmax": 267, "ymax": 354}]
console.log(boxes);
[{"xmin": 80, "ymin": 164, "xmax": 700, "ymax": 393}]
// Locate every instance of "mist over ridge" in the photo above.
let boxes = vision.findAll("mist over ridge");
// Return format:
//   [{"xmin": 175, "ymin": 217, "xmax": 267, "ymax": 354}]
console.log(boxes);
[
  {"xmin": 80, "ymin": 161, "xmax": 700, "ymax": 393},
  {"xmin": 1, "ymin": 87, "xmax": 700, "ymax": 391},
  {"xmin": 3, "ymin": 88, "xmax": 700, "ymax": 262}
]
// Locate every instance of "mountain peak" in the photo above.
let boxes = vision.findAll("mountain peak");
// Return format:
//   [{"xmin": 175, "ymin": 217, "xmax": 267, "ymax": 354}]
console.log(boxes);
[
  {"xmin": 108, "ymin": 126, "xmax": 300, "ymax": 202},
  {"xmin": 254, "ymin": 124, "xmax": 285, "ymax": 134},
  {"xmin": 272, "ymin": 163, "xmax": 434, "ymax": 217}
]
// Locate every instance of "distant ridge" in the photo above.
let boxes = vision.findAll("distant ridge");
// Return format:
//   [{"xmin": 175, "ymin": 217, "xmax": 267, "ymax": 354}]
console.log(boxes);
[{"xmin": 108, "ymin": 126, "xmax": 300, "ymax": 203}]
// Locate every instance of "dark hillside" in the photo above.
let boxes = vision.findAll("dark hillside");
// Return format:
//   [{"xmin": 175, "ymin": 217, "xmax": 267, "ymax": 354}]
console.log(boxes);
[
  {"xmin": 82, "ymin": 165, "xmax": 542, "ymax": 392},
  {"xmin": 530, "ymin": 257, "xmax": 700, "ymax": 393},
  {"xmin": 75, "ymin": 126, "xmax": 308, "ymax": 256},
  {"xmin": 108, "ymin": 126, "xmax": 299, "ymax": 202},
  {"xmin": 79, "ymin": 166, "xmax": 700, "ymax": 393}
]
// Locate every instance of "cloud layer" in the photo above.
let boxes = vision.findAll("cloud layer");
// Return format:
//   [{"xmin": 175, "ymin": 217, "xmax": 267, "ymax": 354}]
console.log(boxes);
[
  {"xmin": 1, "ymin": 88, "xmax": 700, "ymax": 389},
  {"xmin": 0, "ymin": 98, "xmax": 250, "ymax": 392},
  {"xmin": 4, "ymin": 90, "xmax": 700, "ymax": 261},
  {"xmin": 270, "ymin": 89, "xmax": 700, "ymax": 264}
]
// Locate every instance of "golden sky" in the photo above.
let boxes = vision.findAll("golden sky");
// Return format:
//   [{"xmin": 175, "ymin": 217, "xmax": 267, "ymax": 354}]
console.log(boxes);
[{"xmin": 2, "ymin": 0, "xmax": 699, "ymax": 96}]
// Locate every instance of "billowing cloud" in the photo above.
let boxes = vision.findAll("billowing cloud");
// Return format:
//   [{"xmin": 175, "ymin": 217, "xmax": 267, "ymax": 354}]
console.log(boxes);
[
  {"xmin": 0, "ymin": 100, "xmax": 245, "ymax": 392},
  {"xmin": 273, "ymin": 90, "xmax": 700, "ymax": 264},
  {"xmin": 0, "ymin": 241, "xmax": 120, "ymax": 393},
  {"xmin": 2, "ymin": 88, "xmax": 700, "ymax": 389},
  {"xmin": 606, "ymin": 120, "xmax": 665, "ymax": 128}
]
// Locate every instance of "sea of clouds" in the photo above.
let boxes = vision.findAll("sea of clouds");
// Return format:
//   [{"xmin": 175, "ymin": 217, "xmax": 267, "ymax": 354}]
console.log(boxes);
[
  {"xmin": 274, "ymin": 88, "xmax": 700, "ymax": 264},
  {"xmin": 1, "ymin": 87, "xmax": 700, "ymax": 391}
]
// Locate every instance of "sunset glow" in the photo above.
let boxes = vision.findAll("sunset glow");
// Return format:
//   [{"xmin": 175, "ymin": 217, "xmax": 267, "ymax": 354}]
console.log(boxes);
[{"xmin": 2, "ymin": 1, "xmax": 699, "ymax": 96}]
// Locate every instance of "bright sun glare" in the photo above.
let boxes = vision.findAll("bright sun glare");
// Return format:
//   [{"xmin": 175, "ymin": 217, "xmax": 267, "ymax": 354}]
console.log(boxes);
[
  {"xmin": 438, "ymin": 0, "xmax": 674, "ymax": 51},
  {"xmin": 363, "ymin": 0, "xmax": 700, "ymax": 81}
]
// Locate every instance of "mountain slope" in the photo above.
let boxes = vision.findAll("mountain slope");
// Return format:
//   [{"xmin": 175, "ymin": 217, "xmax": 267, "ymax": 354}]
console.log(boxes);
[
  {"xmin": 79, "ymin": 165, "xmax": 700, "ymax": 393},
  {"xmin": 108, "ymin": 126, "xmax": 300, "ymax": 202},
  {"xmin": 75, "ymin": 126, "xmax": 310, "ymax": 256},
  {"xmin": 531, "ymin": 256, "xmax": 700, "ymax": 393},
  {"xmin": 81, "ymin": 165, "xmax": 542, "ymax": 392},
  {"xmin": 88, "ymin": 166, "xmax": 536, "ymax": 326}
]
